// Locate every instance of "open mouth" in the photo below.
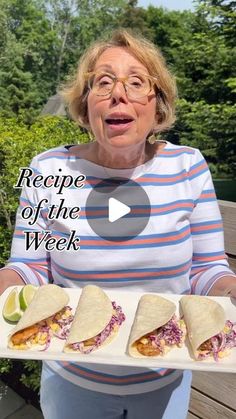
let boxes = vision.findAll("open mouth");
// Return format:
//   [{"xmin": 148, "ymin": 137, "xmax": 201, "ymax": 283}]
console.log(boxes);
[{"xmin": 105, "ymin": 118, "xmax": 134, "ymax": 125}]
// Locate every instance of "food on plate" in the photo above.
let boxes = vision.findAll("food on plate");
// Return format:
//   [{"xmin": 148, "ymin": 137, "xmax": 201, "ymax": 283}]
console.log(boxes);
[
  {"xmin": 180, "ymin": 295, "xmax": 236, "ymax": 361},
  {"xmin": 8, "ymin": 284, "xmax": 73, "ymax": 350},
  {"xmin": 64, "ymin": 285, "xmax": 125, "ymax": 354},
  {"xmin": 128, "ymin": 294, "xmax": 186, "ymax": 357},
  {"xmin": 19, "ymin": 284, "xmax": 38, "ymax": 310},
  {"xmin": 2, "ymin": 287, "xmax": 22, "ymax": 322}
]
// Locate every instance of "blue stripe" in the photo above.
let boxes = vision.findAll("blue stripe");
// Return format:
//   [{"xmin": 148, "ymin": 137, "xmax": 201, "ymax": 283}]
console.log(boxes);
[
  {"xmin": 77, "ymin": 225, "xmax": 190, "ymax": 241},
  {"xmin": 20, "ymin": 197, "xmax": 36, "ymax": 207},
  {"xmin": 53, "ymin": 270, "xmax": 190, "ymax": 282},
  {"xmin": 159, "ymin": 150, "xmax": 195, "ymax": 157},
  {"xmin": 79, "ymin": 234, "xmax": 190, "ymax": 249},
  {"xmin": 58, "ymin": 362, "xmax": 175, "ymax": 385},
  {"xmin": 191, "ymin": 227, "xmax": 223, "ymax": 235},
  {"xmin": 32, "ymin": 269, "xmax": 49, "ymax": 279},
  {"xmin": 202, "ymin": 189, "xmax": 215, "ymax": 194},
  {"xmin": 191, "ymin": 219, "xmax": 222, "ymax": 227},
  {"xmin": 189, "ymin": 166, "xmax": 208, "ymax": 180},
  {"xmin": 53, "ymin": 265, "xmax": 191, "ymax": 282},
  {"xmin": 190, "ymin": 263, "xmax": 228, "ymax": 278},
  {"xmin": 195, "ymin": 197, "xmax": 216, "ymax": 204},
  {"xmin": 9, "ymin": 257, "xmax": 47, "ymax": 263},
  {"xmin": 193, "ymin": 251, "xmax": 225, "ymax": 257},
  {"xmin": 30, "ymin": 166, "xmax": 41, "ymax": 175},
  {"xmin": 52, "ymin": 258, "xmax": 192, "ymax": 276},
  {"xmin": 15, "ymin": 226, "xmax": 48, "ymax": 232},
  {"xmin": 83, "ymin": 200, "xmax": 194, "ymax": 219}
]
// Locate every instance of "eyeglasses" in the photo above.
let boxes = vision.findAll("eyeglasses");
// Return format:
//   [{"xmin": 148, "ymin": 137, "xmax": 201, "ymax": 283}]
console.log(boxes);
[{"xmin": 86, "ymin": 72, "xmax": 158, "ymax": 99}]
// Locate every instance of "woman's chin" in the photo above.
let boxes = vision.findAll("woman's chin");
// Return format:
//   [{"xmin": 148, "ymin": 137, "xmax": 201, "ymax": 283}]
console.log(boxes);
[{"xmin": 105, "ymin": 134, "xmax": 140, "ymax": 148}]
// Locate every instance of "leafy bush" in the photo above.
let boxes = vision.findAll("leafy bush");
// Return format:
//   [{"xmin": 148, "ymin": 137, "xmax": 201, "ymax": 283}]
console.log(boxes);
[
  {"xmin": 20, "ymin": 360, "xmax": 42, "ymax": 392},
  {"xmin": 0, "ymin": 114, "xmax": 89, "ymax": 267},
  {"xmin": 0, "ymin": 114, "xmax": 88, "ymax": 392},
  {"xmin": 0, "ymin": 358, "xmax": 13, "ymax": 374},
  {"xmin": 167, "ymin": 100, "xmax": 236, "ymax": 178}
]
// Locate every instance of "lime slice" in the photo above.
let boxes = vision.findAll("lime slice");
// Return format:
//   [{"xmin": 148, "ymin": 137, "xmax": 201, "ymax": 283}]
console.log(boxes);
[
  {"xmin": 2, "ymin": 287, "xmax": 22, "ymax": 322},
  {"xmin": 19, "ymin": 284, "xmax": 38, "ymax": 311}
]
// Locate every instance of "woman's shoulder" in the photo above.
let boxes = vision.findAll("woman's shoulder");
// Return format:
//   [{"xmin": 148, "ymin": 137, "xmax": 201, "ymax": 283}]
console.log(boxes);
[
  {"xmin": 30, "ymin": 144, "xmax": 89, "ymax": 165},
  {"xmin": 161, "ymin": 142, "xmax": 205, "ymax": 164},
  {"xmin": 162, "ymin": 142, "xmax": 199, "ymax": 156}
]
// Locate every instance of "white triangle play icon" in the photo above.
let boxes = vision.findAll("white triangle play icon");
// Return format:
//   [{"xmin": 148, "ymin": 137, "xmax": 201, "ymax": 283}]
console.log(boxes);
[{"xmin": 108, "ymin": 197, "xmax": 131, "ymax": 223}]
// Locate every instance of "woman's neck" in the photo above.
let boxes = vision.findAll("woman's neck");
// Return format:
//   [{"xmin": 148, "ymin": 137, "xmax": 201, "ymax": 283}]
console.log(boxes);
[{"xmin": 84, "ymin": 141, "xmax": 165, "ymax": 169}]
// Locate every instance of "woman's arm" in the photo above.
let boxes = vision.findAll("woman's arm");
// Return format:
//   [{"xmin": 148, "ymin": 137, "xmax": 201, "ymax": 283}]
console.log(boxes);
[
  {"xmin": 2, "ymin": 156, "xmax": 52, "ymax": 289},
  {"xmin": 207, "ymin": 274, "xmax": 236, "ymax": 297},
  {"xmin": 0, "ymin": 269, "xmax": 25, "ymax": 295},
  {"xmin": 188, "ymin": 150, "xmax": 236, "ymax": 295}
]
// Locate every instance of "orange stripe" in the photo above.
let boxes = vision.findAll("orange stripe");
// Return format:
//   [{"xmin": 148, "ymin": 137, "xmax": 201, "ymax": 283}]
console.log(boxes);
[
  {"xmin": 78, "ymin": 230, "xmax": 189, "ymax": 246},
  {"xmin": 193, "ymin": 255, "xmax": 226, "ymax": 262},
  {"xmin": 191, "ymin": 223, "xmax": 222, "ymax": 232},
  {"xmin": 189, "ymin": 161, "xmax": 207, "ymax": 177},
  {"xmin": 61, "ymin": 362, "xmax": 170, "ymax": 383},
  {"xmin": 53, "ymin": 262, "xmax": 191, "ymax": 280}
]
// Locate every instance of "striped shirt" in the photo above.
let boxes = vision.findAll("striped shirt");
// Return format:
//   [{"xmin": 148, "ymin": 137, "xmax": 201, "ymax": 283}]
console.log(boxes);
[{"xmin": 4, "ymin": 141, "xmax": 235, "ymax": 394}]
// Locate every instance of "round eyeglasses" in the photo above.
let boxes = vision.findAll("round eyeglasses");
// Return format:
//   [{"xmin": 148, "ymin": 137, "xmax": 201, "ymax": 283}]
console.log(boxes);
[{"xmin": 86, "ymin": 72, "xmax": 158, "ymax": 100}]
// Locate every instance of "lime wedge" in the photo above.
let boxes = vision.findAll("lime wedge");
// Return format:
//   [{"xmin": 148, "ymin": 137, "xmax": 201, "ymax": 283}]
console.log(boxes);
[
  {"xmin": 2, "ymin": 287, "xmax": 22, "ymax": 322},
  {"xmin": 19, "ymin": 284, "xmax": 38, "ymax": 311}
]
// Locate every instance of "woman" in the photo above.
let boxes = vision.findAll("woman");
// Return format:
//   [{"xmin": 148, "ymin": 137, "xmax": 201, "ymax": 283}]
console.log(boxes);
[{"xmin": 0, "ymin": 29, "xmax": 236, "ymax": 419}]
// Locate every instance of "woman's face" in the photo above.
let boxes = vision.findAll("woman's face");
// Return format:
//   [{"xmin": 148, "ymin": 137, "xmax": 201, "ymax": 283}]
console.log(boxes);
[{"xmin": 87, "ymin": 47, "xmax": 157, "ymax": 149}]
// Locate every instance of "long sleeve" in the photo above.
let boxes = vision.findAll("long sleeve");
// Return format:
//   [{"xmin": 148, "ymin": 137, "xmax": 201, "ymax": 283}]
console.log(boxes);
[
  {"xmin": 3, "ymin": 157, "xmax": 52, "ymax": 285},
  {"xmin": 188, "ymin": 150, "xmax": 235, "ymax": 295}
]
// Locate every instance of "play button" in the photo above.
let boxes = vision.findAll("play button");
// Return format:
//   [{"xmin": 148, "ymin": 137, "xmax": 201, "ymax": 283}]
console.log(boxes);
[
  {"xmin": 85, "ymin": 177, "xmax": 151, "ymax": 242},
  {"xmin": 109, "ymin": 198, "xmax": 130, "ymax": 222}
]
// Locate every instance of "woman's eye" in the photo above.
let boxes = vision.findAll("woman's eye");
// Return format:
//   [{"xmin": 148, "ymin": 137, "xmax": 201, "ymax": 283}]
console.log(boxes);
[
  {"xmin": 128, "ymin": 77, "xmax": 143, "ymax": 88},
  {"xmin": 95, "ymin": 76, "xmax": 113, "ymax": 87}
]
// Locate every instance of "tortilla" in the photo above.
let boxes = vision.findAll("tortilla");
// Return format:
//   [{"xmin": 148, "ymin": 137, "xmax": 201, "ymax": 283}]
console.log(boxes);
[
  {"xmin": 64, "ymin": 285, "xmax": 121, "ymax": 353},
  {"xmin": 8, "ymin": 284, "xmax": 69, "ymax": 349},
  {"xmin": 180, "ymin": 295, "xmax": 226, "ymax": 359},
  {"xmin": 128, "ymin": 294, "xmax": 177, "ymax": 357}
]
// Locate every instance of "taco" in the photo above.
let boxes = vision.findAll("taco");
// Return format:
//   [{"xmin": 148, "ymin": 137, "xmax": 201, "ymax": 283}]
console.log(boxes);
[
  {"xmin": 64, "ymin": 285, "xmax": 125, "ymax": 354},
  {"xmin": 8, "ymin": 284, "xmax": 73, "ymax": 350},
  {"xmin": 180, "ymin": 295, "xmax": 236, "ymax": 361},
  {"xmin": 128, "ymin": 294, "xmax": 186, "ymax": 357}
]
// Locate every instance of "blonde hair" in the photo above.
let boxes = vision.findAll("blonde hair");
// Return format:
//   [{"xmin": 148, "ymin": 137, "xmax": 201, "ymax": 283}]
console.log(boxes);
[{"xmin": 60, "ymin": 29, "xmax": 177, "ymax": 133}]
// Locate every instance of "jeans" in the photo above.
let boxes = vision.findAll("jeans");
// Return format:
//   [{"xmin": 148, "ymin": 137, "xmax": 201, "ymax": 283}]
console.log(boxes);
[
  {"xmin": 40, "ymin": 363, "xmax": 192, "ymax": 419},
  {"xmin": 40, "ymin": 365, "xmax": 192, "ymax": 419}
]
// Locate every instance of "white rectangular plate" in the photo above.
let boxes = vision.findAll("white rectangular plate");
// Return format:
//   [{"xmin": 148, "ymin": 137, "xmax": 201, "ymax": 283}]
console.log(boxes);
[{"xmin": 1, "ymin": 286, "xmax": 236, "ymax": 373}]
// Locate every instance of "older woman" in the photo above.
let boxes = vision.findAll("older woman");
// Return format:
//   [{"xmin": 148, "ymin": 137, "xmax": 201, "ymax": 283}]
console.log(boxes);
[{"xmin": 0, "ymin": 29, "xmax": 236, "ymax": 419}]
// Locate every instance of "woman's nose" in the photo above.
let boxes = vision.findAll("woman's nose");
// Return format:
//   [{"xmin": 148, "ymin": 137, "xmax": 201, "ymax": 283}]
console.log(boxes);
[{"xmin": 110, "ymin": 80, "xmax": 129, "ymax": 103}]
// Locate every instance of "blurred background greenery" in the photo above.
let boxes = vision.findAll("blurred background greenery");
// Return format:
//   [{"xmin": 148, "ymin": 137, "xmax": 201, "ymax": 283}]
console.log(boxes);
[{"xmin": 0, "ymin": 0, "xmax": 235, "ymax": 396}]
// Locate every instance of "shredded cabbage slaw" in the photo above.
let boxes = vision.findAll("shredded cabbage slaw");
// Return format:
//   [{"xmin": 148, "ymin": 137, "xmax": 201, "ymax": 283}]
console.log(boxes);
[
  {"xmin": 198, "ymin": 320, "xmax": 236, "ymax": 361},
  {"xmin": 141, "ymin": 314, "xmax": 186, "ymax": 355},
  {"xmin": 69, "ymin": 301, "xmax": 125, "ymax": 354},
  {"xmin": 14, "ymin": 306, "xmax": 74, "ymax": 351}
]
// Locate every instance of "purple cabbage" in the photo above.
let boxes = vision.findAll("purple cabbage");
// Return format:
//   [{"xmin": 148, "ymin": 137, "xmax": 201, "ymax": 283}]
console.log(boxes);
[
  {"xmin": 148, "ymin": 315, "xmax": 185, "ymax": 354},
  {"xmin": 71, "ymin": 301, "xmax": 125, "ymax": 354},
  {"xmin": 197, "ymin": 320, "xmax": 236, "ymax": 361}
]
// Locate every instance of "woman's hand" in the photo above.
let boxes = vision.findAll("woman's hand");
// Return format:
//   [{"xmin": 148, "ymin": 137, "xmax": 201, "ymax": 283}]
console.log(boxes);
[{"xmin": 208, "ymin": 275, "xmax": 236, "ymax": 297}]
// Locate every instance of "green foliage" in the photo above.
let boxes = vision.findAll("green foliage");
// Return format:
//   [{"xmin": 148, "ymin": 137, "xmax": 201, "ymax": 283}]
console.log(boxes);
[
  {"xmin": 20, "ymin": 360, "xmax": 42, "ymax": 392},
  {"xmin": 0, "ymin": 358, "xmax": 13, "ymax": 374},
  {"xmin": 0, "ymin": 0, "xmax": 235, "ymax": 397},
  {"xmin": 0, "ymin": 114, "xmax": 89, "ymax": 267},
  {"xmin": 118, "ymin": 0, "xmax": 153, "ymax": 39},
  {"xmin": 167, "ymin": 99, "xmax": 236, "ymax": 178},
  {"xmin": 0, "ymin": 115, "xmax": 88, "ymax": 395}
]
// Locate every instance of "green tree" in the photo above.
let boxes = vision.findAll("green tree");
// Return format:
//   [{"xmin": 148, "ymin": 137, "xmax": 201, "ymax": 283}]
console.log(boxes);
[
  {"xmin": 197, "ymin": 0, "xmax": 236, "ymax": 45},
  {"xmin": 0, "ymin": 0, "xmax": 129, "ymax": 116},
  {"xmin": 119, "ymin": 0, "xmax": 153, "ymax": 39},
  {"xmin": 167, "ymin": 99, "xmax": 236, "ymax": 177},
  {"xmin": 0, "ymin": 114, "xmax": 89, "ymax": 266}
]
